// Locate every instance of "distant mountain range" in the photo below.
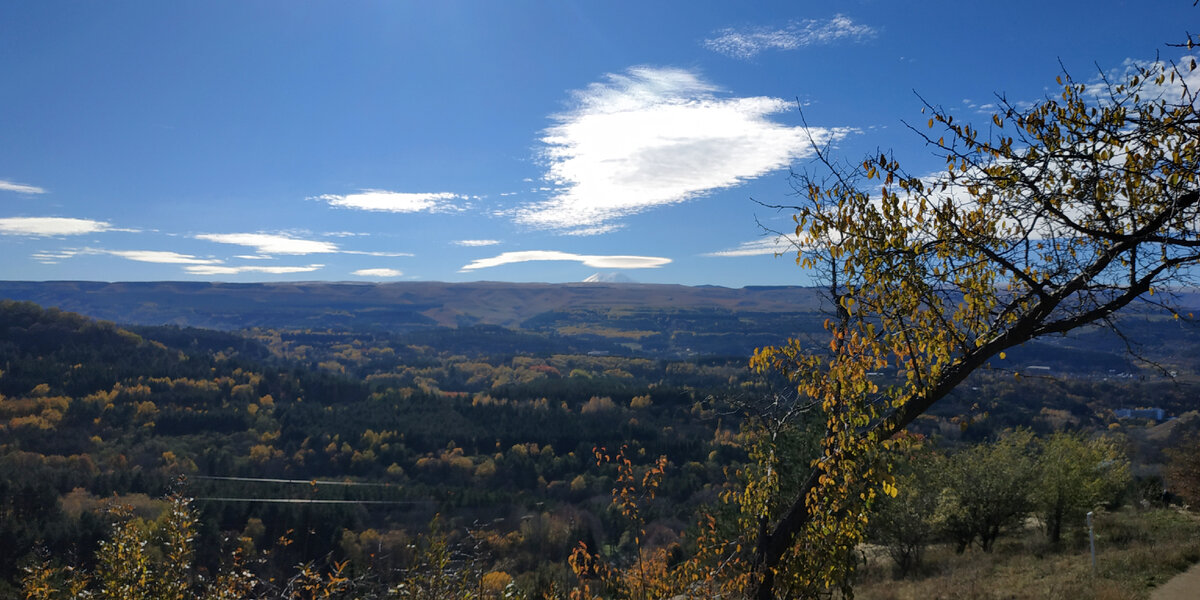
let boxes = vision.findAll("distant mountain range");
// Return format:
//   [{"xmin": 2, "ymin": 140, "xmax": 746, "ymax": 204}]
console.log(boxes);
[
  {"xmin": 0, "ymin": 280, "xmax": 829, "ymax": 329},
  {"xmin": 1, "ymin": 281, "xmax": 1197, "ymax": 366},
  {"xmin": 0, "ymin": 281, "xmax": 829, "ymax": 357}
]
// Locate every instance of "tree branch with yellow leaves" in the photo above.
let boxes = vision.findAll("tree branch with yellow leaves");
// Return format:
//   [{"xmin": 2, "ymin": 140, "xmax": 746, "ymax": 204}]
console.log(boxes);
[{"xmin": 748, "ymin": 56, "xmax": 1200, "ymax": 599}]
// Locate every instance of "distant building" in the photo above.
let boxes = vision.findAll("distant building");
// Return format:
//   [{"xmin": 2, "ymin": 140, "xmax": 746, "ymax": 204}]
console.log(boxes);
[{"xmin": 1114, "ymin": 407, "xmax": 1166, "ymax": 421}]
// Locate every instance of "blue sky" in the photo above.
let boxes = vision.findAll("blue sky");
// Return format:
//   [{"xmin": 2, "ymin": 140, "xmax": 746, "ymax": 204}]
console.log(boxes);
[{"xmin": 1, "ymin": 1, "xmax": 1195, "ymax": 287}]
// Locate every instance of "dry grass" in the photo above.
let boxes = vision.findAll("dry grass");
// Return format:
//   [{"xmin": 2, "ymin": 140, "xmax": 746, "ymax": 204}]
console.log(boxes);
[{"xmin": 853, "ymin": 508, "xmax": 1200, "ymax": 600}]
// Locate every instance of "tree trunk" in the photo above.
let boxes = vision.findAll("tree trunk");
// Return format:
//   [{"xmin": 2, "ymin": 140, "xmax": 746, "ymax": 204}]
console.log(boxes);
[{"xmin": 1048, "ymin": 502, "xmax": 1064, "ymax": 545}]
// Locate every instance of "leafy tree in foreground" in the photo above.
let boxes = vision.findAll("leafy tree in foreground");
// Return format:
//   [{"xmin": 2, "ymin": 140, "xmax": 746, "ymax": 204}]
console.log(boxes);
[
  {"xmin": 22, "ymin": 494, "xmax": 258, "ymax": 600},
  {"xmin": 1033, "ymin": 432, "xmax": 1130, "ymax": 544},
  {"xmin": 936, "ymin": 430, "xmax": 1036, "ymax": 553},
  {"xmin": 745, "ymin": 55, "xmax": 1200, "ymax": 598}
]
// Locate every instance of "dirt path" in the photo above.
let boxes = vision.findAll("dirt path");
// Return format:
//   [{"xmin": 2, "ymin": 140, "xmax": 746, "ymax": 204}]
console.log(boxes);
[{"xmin": 1151, "ymin": 560, "xmax": 1200, "ymax": 600}]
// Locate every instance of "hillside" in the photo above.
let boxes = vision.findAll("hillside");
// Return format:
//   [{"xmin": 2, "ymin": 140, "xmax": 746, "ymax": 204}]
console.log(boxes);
[
  {"xmin": 0, "ymin": 281, "xmax": 831, "ymax": 358},
  {"xmin": 2, "ymin": 281, "xmax": 1199, "ymax": 368},
  {"xmin": 0, "ymin": 281, "xmax": 826, "ymax": 329},
  {"xmin": 0, "ymin": 299, "xmax": 762, "ymax": 593},
  {"xmin": 1, "ymin": 299, "xmax": 1198, "ymax": 597}
]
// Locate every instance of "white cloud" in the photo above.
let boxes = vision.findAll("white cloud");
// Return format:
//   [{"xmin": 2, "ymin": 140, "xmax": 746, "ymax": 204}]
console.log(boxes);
[
  {"xmin": 705, "ymin": 236, "xmax": 803, "ymax": 257},
  {"xmin": 454, "ymin": 239, "xmax": 501, "ymax": 247},
  {"xmin": 30, "ymin": 247, "xmax": 223, "ymax": 266},
  {"xmin": 1088, "ymin": 54, "xmax": 1200, "ymax": 108},
  {"xmin": 460, "ymin": 250, "xmax": 670, "ymax": 272},
  {"xmin": 195, "ymin": 233, "xmax": 339, "ymax": 255},
  {"xmin": 518, "ymin": 67, "xmax": 850, "ymax": 234},
  {"xmin": 0, "ymin": 217, "xmax": 111, "ymax": 236},
  {"xmin": 31, "ymin": 249, "xmax": 81, "ymax": 264},
  {"xmin": 704, "ymin": 15, "xmax": 876, "ymax": 59},
  {"xmin": 0, "ymin": 180, "xmax": 46, "ymax": 194},
  {"xmin": 560, "ymin": 224, "xmax": 623, "ymax": 236},
  {"xmin": 352, "ymin": 268, "xmax": 403, "ymax": 277},
  {"xmin": 183, "ymin": 264, "xmax": 325, "ymax": 276},
  {"xmin": 196, "ymin": 232, "xmax": 412, "ymax": 260},
  {"xmin": 317, "ymin": 190, "xmax": 462, "ymax": 213},
  {"xmin": 108, "ymin": 250, "xmax": 221, "ymax": 264},
  {"xmin": 961, "ymin": 98, "xmax": 998, "ymax": 114},
  {"xmin": 342, "ymin": 250, "xmax": 415, "ymax": 257}
]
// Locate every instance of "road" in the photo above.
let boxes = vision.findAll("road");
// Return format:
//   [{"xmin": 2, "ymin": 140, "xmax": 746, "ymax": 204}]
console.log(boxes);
[{"xmin": 1152, "ymin": 560, "xmax": 1200, "ymax": 600}]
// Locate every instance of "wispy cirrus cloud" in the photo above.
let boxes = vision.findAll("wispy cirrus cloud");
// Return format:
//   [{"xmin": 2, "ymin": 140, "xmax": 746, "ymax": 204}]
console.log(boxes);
[
  {"xmin": 0, "ymin": 217, "xmax": 112, "ymax": 236},
  {"xmin": 195, "ymin": 233, "xmax": 339, "ymax": 255},
  {"xmin": 454, "ymin": 239, "xmax": 501, "ymax": 247},
  {"xmin": 343, "ymin": 249, "xmax": 414, "ymax": 257},
  {"xmin": 108, "ymin": 250, "xmax": 221, "ymax": 264},
  {"xmin": 704, "ymin": 15, "xmax": 876, "ymax": 59},
  {"xmin": 460, "ymin": 250, "xmax": 670, "ymax": 272},
  {"xmin": 196, "ymin": 232, "xmax": 413, "ymax": 261},
  {"xmin": 28, "ymin": 244, "xmax": 326, "ymax": 276},
  {"xmin": 517, "ymin": 67, "xmax": 850, "ymax": 234},
  {"xmin": 184, "ymin": 264, "xmax": 324, "ymax": 276},
  {"xmin": 316, "ymin": 190, "xmax": 463, "ymax": 213},
  {"xmin": 31, "ymin": 249, "xmax": 82, "ymax": 264},
  {"xmin": 352, "ymin": 268, "xmax": 403, "ymax": 277},
  {"xmin": 31, "ymin": 247, "xmax": 222, "ymax": 265},
  {"xmin": 558, "ymin": 225, "xmax": 621, "ymax": 237},
  {"xmin": 0, "ymin": 180, "xmax": 47, "ymax": 194},
  {"xmin": 704, "ymin": 236, "xmax": 803, "ymax": 257}
]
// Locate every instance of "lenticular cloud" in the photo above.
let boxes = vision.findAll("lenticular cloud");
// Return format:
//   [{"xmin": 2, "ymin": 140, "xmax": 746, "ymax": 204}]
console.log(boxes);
[{"xmin": 518, "ymin": 67, "xmax": 847, "ymax": 235}]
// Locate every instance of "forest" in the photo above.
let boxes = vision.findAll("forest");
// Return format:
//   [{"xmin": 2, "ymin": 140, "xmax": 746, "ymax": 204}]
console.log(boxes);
[{"xmin": 2, "ymin": 298, "xmax": 1199, "ymax": 598}]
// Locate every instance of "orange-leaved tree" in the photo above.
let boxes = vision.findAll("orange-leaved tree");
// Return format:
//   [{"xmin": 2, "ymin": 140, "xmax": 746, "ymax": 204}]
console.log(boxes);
[{"xmin": 569, "ymin": 446, "xmax": 671, "ymax": 600}]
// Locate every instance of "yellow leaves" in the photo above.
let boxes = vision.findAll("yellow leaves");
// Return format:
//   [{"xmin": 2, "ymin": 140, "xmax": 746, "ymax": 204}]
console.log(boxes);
[
  {"xmin": 741, "ymin": 57, "xmax": 1200, "ymax": 599},
  {"xmin": 881, "ymin": 480, "xmax": 899, "ymax": 498}
]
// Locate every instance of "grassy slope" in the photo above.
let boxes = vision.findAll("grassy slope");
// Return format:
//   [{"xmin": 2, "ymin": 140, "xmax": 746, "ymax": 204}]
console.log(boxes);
[{"xmin": 855, "ymin": 509, "xmax": 1200, "ymax": 600}]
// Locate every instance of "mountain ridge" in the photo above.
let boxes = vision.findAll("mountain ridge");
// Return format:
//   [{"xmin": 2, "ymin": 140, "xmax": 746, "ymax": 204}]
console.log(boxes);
[
  {"xmin": 2, "ymin": 281, "xmax": 1196, "ymax": 365},
  {"xmin": 0, "ymin": 280, "xmax": 828, "ymax": 330}
]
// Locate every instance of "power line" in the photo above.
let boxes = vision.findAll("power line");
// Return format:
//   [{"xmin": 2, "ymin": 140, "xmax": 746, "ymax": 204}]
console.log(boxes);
[
  {"xmin": 192, "ymin": 497, "xmax": 429, "ymax": 505},
  {"xmin": 191, "ymin": 475, "xmax": 397, "ymax": 488}
]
